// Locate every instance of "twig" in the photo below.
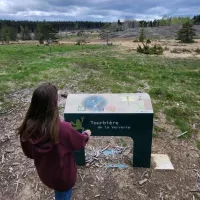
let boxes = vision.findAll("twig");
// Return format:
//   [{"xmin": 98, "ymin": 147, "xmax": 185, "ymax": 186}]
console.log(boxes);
[
  {"xmin": 140, "ymin": 170, "xmax": 148, "ymax": 178},
  {"xmin": 161, "ymin": 131, "xmax": 188, "ymax": 151},
  {"xmin": 95, "ymin": 150, "xmax": 100, "ymax": 157},
  {"xmin": 35, "ymin": 183, "xmax": 39, "ymax": 192},
  {"xmin": 23, "ymin": 171, "xmax": 28, "ymax": 178},
  {"xmin": 176, "ymin": 131, "xmax": 187, "ymax": 138},
  {"xmin": 1, "ymin": 154, "xmax": 5, "ymax": 164},
  {"xmin": 101, "ymin": 145, "xmax": 110, "ymax": 153},
  {"xmin": 5, "ymin": 148, "xmax": 15, "ymax": 153},
  {"xmin": 0, "ymin": 107, "xmax": 18, "ymax": 115},
  {"xmin": 96, "ymin": 175, "xmax": 100, "ymax": 181},
  {"xmin": 79, "ymin": 173, "xmax": 84, "ymax": 181},
  {"xmin": 192, "ymin": 169, "xmax": 200, "ymax": 173},
  {"xmin": 190, "ymin": 191, "xmax": 200, "ymax": 193}
]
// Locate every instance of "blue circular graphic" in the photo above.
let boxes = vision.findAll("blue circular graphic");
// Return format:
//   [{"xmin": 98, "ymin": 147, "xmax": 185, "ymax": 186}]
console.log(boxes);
[{"xmin": 82, "ymin": 95, "xmax": 107, "ymax": 111}]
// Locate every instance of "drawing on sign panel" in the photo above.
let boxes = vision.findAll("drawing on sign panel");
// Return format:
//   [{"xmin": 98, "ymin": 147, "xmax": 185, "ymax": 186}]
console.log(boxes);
[
  {"xmin": 105, "ymin": 105, "xmax": 117, "ymax": 112},
  {"xmin": 78, "ymin": 105, "xmax": 86, "ymax": 111},
  {"xmin": 120, "ymin": 96, "xmax": 137, "ymax": 105},
  {"xmin": 70, "ymin": 117, "xmax": 85, "ymax": 131},
  {"xmin": 120, "ymin": 95, "xmax": 145, "ymax": 110},
  {"xmin": 136, "ymin": 101, "xmax": 145, "ymax": 110},
  {"xmin": 82, "ymin": 95, "xmax": 107, "ymax": 112}
]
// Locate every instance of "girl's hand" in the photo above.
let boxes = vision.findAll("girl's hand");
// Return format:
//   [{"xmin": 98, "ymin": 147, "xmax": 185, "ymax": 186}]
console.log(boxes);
[{"xmin": 84, "ymin": 130, "xmax": 92, "ymax": 136}]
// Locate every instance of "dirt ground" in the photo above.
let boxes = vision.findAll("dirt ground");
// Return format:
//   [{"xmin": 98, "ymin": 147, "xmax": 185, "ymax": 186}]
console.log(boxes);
[{"xmin": 0, "ymin": 88, "xmax": 200, "ymax": 200}]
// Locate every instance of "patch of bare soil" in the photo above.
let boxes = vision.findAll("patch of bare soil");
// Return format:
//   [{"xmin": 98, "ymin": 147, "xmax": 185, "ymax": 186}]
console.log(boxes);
[
  {"xmin": 110, "ymin": 39, "xmax": 200, "ymax": 59},
  {"xmin": 0, "ymin": 89, "xmax": 200, "ymax": 200}
]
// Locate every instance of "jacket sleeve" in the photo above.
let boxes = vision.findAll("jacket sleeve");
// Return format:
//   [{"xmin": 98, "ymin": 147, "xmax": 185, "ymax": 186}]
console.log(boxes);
[
  {"xmin": 62, "ymin": 122, "xmax": 89, "ymax": 151},
  {"xmin": 20, "ymin": 139, "xmax": 33, "ymax": 159}
]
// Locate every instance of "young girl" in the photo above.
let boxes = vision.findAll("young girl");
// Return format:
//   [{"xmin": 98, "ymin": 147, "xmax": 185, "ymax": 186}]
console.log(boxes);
[{"xmin": 17, "ymin": 83, "xmax": 91, "ymax": 200}]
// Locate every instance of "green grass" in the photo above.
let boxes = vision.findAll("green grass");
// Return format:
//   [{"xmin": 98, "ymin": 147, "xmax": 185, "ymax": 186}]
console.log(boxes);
[
  {"xmin": 196, "ymin": 141, "xmax": 200, "ymax": 150},
  {"xmin": 0, "ymin": 44, "xmax": 200, "ymax": 138}
]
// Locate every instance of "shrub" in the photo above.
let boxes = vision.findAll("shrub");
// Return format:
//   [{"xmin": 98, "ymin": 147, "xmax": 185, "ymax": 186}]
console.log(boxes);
[
  {"xmin": 77, "ymin": 31, "xmax": 84, "ymax": 36},
  {"xmin": 137, "ymin": 43, "xmax": 164, "ymax": 55},
  {"xmin": 139, "ymin": 28, "xmax": 145, "ymax": 42},
  {"xmin": 171, "ymin": 48, "xmax": 181, "ymax": 53},
  {"xmin": 182, "ymin": 48, "xmax": 191, "ymax": 53},
  {"xmin": 177, "ymin": 21, "xmax": 196, "ymax": 43},
  {"xmin": 75, "ymin": 39, "xmax": 85, "ymax": 45},
  {"xmin": 151, "ymin": 44, "xmax": 164, "ymax": 55},
  {"xmin": 195, "ymin": 48, "xmax": 200, "ymax": 54},
  {"xmin": 133, "ymin": 39, "xmax": 139, "ymax": 42},
  {"xmin": 146, "ymin": 39, "xmax": 151, "ymax": 44},
  {"xmin": 137, "ymin": 43, "xmax": 150, "ymax": 54},
  {"xmin": 164, "ymin": 46, "xmax": 170, "ymax": 51}
]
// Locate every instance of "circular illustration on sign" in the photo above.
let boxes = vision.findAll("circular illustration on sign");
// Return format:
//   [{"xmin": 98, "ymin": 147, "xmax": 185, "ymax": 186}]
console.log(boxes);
[{"xmin": 82, "ymin": 95, "xmax": 107, "ymax": 112}]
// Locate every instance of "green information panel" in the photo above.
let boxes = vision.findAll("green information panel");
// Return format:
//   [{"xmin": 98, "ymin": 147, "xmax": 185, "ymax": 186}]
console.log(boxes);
[{"xmin": 64, "ymin": 93, "xmax": 153, "ymax": 168}]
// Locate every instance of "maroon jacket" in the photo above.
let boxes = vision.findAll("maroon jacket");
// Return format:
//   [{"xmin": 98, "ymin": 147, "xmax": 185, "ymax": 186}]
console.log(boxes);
[{"xmin": 20, "ymin": 121, "xmax": 89, "ymax": 191}]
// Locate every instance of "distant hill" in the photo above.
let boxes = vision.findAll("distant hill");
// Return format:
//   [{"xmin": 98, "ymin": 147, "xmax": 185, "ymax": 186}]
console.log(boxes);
[{"xmin": 112, "ymin": 25, "xmax": 200, "ymax": 39}]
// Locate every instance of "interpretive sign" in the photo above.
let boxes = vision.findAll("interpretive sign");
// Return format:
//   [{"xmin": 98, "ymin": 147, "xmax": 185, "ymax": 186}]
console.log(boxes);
[{"xmin": 64, "ymin": 93, "xmax": 153, "ymax": 168}]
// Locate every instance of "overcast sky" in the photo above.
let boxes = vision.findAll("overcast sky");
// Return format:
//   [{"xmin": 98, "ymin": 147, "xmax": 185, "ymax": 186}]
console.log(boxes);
[{"xmin": 0, "ymin": 0, "xmax": 199, "ymax": 22}]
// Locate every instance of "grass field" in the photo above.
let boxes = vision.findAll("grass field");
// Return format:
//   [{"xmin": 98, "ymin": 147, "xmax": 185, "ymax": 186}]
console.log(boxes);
[
  {"xmin": 0, "ymin": 42, "xmax": 200, "ymax": 200},
  {"xmin": 0, "ymin": 43, "xmax": 200, "ymax": 139}
]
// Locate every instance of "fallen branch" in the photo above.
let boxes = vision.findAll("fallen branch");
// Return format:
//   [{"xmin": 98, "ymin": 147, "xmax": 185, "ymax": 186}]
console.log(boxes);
[
  {"xmin": 190, "ymin": 191, "xmax": 200, "ymax": 193},
  {"xmin": 0, "ymin": 107, "xmax": 18, "ymax": 116},
  {"xmin": 79, "ymin": 173, "xmax": 84, "ymax": 181},
  {"xmin": 176, "ymin": 131, "xmax": 187, "ymax": 138},
  {"xmin": 35, "ymin": 183, "xmax": 39, "ymax": 192},
  {"xmin": 161, "ymin": 131, "xmax": 188, "ymax": 151},
  {"xmin": 101, "ymin": 145, "xmax": 110, "ymax": 153},
  {"xmin": 1, "ymin": 154, "xmax": 5, "ymax": 164}
]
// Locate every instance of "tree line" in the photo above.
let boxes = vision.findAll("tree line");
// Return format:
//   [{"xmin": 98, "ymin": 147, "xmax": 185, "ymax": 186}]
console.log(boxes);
[
  {"xmin": 138, "ymin": 15, "xmax": 200, "ymax": 27},
  {"xmin": 0, "ymin": 20, "xmax": 108, "ymax": 43},
  {"xmin": 0, "ymin": 15, "xmax": 200, "ymax": 43},
  {"xmin": 0, "ymin": 20, "xmax": 108, "ymax": 33}
]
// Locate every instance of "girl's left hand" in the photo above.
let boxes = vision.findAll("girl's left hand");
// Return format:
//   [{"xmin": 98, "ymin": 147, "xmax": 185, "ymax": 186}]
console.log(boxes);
[{"xmin": 84, "ymin": 130, "xmax": 92, "ymax": 136}]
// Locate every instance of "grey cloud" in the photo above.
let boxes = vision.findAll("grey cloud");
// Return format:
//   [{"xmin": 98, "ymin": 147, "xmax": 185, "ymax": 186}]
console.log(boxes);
[{"xmin": 0, "ymin": 0, "xmax": 199, "ymax": 22}]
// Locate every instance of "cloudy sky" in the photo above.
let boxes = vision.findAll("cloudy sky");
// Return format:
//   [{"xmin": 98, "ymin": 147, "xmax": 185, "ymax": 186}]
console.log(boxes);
[{"xmin": 0, "ymin": 0, "xmax": 199, "ymax": 22}]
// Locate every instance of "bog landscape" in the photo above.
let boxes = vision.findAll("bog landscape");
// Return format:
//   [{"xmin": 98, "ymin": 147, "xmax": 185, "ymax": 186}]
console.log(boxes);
[{"xmin": 0, "ymin": 17, "xmax": 200, "ymax": 200}]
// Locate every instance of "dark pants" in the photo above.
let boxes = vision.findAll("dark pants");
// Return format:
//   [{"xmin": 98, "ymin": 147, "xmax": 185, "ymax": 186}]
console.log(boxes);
[{"xmin": 55, "ymin": 188, "xmax": 72, "ymax": 200}]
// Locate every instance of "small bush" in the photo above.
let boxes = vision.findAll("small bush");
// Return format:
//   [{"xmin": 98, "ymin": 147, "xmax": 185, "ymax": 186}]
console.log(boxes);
[
  {"xmin": 77, "ymin": 31, "xmax": 84, "ymax": 36},
  {"xmin": 151, "ymin": 44, "xmax": 164, "ymax": 55},
  {"xmin": 139, "ymin": 28, "xmax": 145, "ymax": 42},
  {"xmin": 133, "ymin": 39, "xmax": 139, "ymax": 42},
  {"xmin": 146, "ymin": 39, "xmax": 151, "ymax": 44},
  {"xmin": 75, "ymin": 38, "xmax": 86, "ymax": 45},
  {"xmin": 39, "ymin": 39, "xmax": 44, "ymax": 44},
  {"xmin": 171, "ymin": 48, "xmax": 180, "ymax": 53},
  {"xmin": 177, "ymin": 21, "xmax": 196, "ymax": 43},
  {"xmin": 75, "ymin": 40, "xmax": 81, "ymax": 45},
  {"xmin": 182, "ymin": 48, "xmax": 191, "ymax": 53},
  {"xmin": 195, "ymin": 48, "xmax": 200, "ymax": 54},
  {"xmin": 137, "ymin": 43, "xmax": 164, "ymax": 55},
  {"xmin": 164, "ymin": 46, "xmax": 169, "ymax": 51},
  {"xmin": 196, "ymin": 141, "xmax": 200, "ymax": 150}
]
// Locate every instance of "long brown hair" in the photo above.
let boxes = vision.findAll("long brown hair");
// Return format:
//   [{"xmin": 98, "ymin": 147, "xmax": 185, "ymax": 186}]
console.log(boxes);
[{"xmin": 17, "ymin": 83, "xmax": 59, "ymax": 144}]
